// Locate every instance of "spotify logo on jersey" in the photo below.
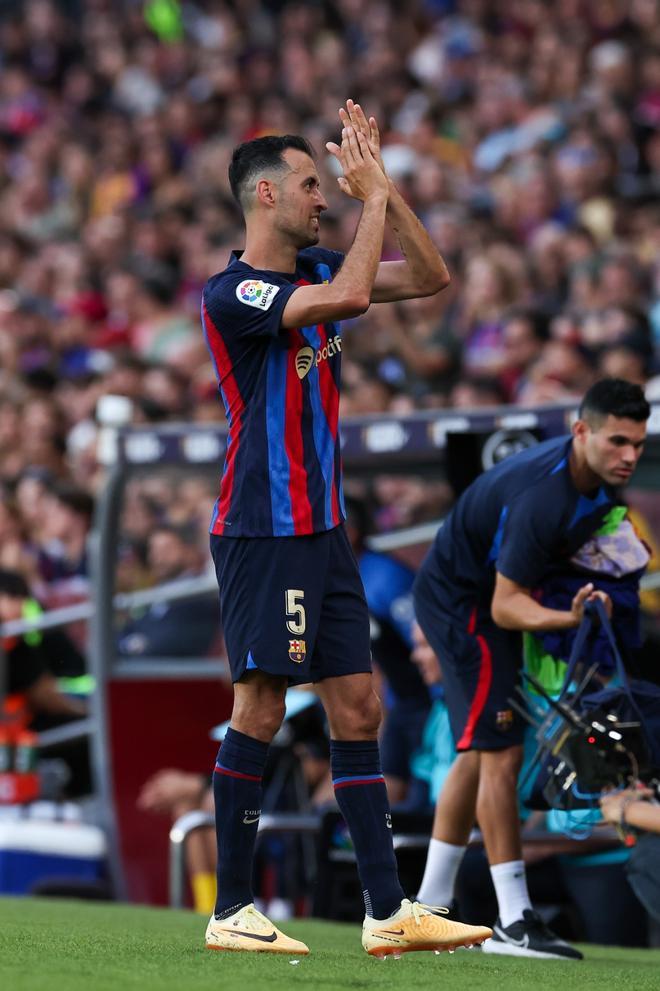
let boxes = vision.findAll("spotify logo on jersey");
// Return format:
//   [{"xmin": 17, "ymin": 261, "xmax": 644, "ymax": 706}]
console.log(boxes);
[
  {"xmin": 295, "ymin": 336, "xmax": 342, "ymax": 379},
  {"xmin": 295, "ymin": 347, "xmax": 315, "ymax": 379}
]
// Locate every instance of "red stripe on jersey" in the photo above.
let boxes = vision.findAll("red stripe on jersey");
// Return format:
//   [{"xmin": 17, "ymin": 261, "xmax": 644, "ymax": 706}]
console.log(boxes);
[
  {"xmin": 315, "ymin": 323, "xmax": 342, "ymax": 525},
  {"xmin": 284, "ymin": 327, "xmax": 314, "ymax": 533},
  {"xmin": 202, "ymin": 301, "xmax": 245, "ymax": 535}
]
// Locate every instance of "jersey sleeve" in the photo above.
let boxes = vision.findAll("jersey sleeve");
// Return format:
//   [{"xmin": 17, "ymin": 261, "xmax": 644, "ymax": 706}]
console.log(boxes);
[
  {"xmin": 203, "ymin": 272, "xmax": 299, "ymax": 341},
  {"xmin": 495, "ymin": 488, "xmax": 566, "ymax": 588}
]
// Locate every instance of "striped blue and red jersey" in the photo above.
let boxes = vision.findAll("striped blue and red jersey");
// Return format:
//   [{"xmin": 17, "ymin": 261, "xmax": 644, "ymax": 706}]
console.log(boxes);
[{"xmin": 201, "ymin": 246, "xmax": 347, "ymax": 538}]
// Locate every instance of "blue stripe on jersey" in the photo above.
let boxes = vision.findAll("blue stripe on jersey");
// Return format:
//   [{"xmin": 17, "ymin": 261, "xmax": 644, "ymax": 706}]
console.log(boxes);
[
  {"xmin": 337, "ymin": 446, "xmax": 346, "ymax": 518},
  {"xmin": 265, "ymin": 344, "xmax": 295, "ymax": 536},
  {"xmin": 551, "ymin": 455, "xmax": 567, "ymax": 474},
  {"xmin": 200, "ymin": 299, "xmax": 221, "ymax": 383},
  {"xmin": 315, "ymin": 262, "xmax": 332, "ymax": 283},
  {"xmin": 301, "ymin": 324, "xmax": 336, "ymax": 530},
  {"xmin": 487, "ymin": 505, "xmax": 509, "ymax": 564},
  {"xmin": 568, "ymin": 487, "xmax": 610, "ymax": 530},
  {"xmin": 332, "ymin": 773, "xmax": 385, "ymax": 785}
]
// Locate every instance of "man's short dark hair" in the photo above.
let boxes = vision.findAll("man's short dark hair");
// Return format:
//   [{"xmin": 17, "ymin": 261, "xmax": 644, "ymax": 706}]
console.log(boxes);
[
  {"xmin": 228, "ymin": 134, "xmax": 315, "ymax": 211},
  {"xmin": 579, "ymin": 378, "xmax": 651, "ymax": 424}
]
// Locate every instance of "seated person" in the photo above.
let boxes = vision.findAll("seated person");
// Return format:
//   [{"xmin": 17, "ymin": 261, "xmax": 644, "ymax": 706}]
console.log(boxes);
[
  {"xmin": 600, "ymin": 787, "xmax": 660, "ymax": 834},
  {"xmin": 117, "ymin": 523, "xmax": 220, "ymax": 658},
  {"xmin": 138, "ymin": 768, "xmax": 216, "ymax": 914},
  {"xmin": 138, "ymin": 689, "xmax": 329, "ymax": 915},
  {"xmin": 0, "ymin": 568, "xmax": 89, "ymax": 795}
]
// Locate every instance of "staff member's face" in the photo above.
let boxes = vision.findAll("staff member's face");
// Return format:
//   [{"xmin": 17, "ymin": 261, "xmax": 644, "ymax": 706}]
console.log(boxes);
[{"xmin": 575, "ymin": 414, "xmax": 646, "ymax": 486}]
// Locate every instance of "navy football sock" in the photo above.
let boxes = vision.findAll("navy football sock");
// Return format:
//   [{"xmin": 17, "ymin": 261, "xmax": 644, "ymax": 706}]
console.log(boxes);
[
  {"xmin": 213, "ymin": 727, "xmax": 269, "ymax": 918},
  {"xmin": 331, "ymin": 739, "xmax": 405, "ymax": 919}
]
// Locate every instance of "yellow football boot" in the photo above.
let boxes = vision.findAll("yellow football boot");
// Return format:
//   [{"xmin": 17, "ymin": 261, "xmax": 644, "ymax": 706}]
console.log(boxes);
[
  {"xmin": 205, "ymin": 903, "xmax": 309, "ymax": 955},
  {"xmin": 362, "ymin": 899, "xmax": 492, "ymax": 957}
]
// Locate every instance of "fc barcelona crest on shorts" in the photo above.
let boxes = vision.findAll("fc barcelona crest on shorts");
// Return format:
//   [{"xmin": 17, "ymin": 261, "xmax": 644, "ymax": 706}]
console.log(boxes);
[
  {"xmin": 288, "ymin": 639, "xmax": 306, "ymax": 663},
  {"xmin": 496, "ymin": 709, "xmax": 514, "ymax": 731}
]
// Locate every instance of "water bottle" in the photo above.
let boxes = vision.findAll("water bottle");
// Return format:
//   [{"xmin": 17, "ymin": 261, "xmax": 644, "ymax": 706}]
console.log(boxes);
[
  {"xmin": 0, "ymin": 726, "xmax": 17, "ymax": 804},
  {"xmin": 14, "ymin": 730, "xmax": 39, "ymax": 804}
]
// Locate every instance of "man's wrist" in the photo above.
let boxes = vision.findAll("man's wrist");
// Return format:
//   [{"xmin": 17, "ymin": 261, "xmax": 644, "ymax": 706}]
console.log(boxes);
[
  {"xmin": 619, "ymin": 795, "xmax": 640, "ymax": 831},
  {"xmin": 385, "ymin": 178, "xmax": 405, "ymax": 208},
  {"xmin": 363, "ymin": 190, "xmax": 388, "ymax": 207}
]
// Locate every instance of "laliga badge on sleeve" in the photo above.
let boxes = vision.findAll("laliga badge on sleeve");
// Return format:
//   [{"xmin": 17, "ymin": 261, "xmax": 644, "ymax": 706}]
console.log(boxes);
[
  {"xmin": 236, "ymin": 279, "xmax": 280, "ymax": 310},
  {"xmin": 288, "ymin": 639, "xmax": 306, "ymax": 663}
]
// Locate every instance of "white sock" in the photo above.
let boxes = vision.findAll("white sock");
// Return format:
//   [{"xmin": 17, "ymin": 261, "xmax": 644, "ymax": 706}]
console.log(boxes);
[
  {"xmin": 490, "ymin": 860, "xmax": 531, "ymax": 928},
  {"xmin": 416, "ymin": 839, "xmax": 466, "ymax": 906}
]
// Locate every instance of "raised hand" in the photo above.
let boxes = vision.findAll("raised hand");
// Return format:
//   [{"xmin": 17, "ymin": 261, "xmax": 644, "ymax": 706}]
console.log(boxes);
[
  {"xmin": 339, "ymin": 99, "xmax": 385, "ymax": 174},
  {"xmin": 325, "ymin": 123, "xmax": 388, "ymax": 202}
]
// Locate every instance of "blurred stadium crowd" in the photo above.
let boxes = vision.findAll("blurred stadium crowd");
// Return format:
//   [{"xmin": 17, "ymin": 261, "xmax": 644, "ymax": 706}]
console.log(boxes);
[
  {"xmin": 0, "ymin": 0, "xmax": 659, "ymax": 940},
  {"xmin": 0, "ymin": 1, "xmax": 658, "ymax": 628}
]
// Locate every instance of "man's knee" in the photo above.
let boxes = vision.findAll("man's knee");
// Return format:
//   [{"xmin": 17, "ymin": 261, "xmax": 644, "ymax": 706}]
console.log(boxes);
[
  {"xmin": 479, "ymin": 745, "xmax": 523, "ymax": 783},
  {"xmin": 231, "ymin": 674, "xmax": 287, "ymax": 742},
  {"xmin": 331, "ymin": 689, "xmax": 382, "ymax": 740}
]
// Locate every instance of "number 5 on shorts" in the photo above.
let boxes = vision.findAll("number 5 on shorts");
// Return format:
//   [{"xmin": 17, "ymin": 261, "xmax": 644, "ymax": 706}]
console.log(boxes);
[{"xmin": 285, "ymin": 589, "xmax": 306, "ymax": 635}]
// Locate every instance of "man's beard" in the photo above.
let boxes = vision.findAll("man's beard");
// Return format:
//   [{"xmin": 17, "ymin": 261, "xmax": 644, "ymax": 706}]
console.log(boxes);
[{"xmin": 278, "ymin": 217, "xmax": 319, "ymax": 248}]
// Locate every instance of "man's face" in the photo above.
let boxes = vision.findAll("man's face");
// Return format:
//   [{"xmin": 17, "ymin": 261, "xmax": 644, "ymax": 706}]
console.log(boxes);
[
  {"xmin": 578, "ymin": 414, "xmax": 647, "ymax": 486},
  {"xmin": 148, "ymin": 531, "xmax": 187, "ymax": 583},
  {"xmin": 273, "ymin": 149, "xmax": 328, "ymax": 248}
]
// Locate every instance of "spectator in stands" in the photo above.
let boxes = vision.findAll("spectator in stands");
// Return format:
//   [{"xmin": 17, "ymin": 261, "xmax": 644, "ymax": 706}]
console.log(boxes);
[
  {"xmin": 0, "ymin": 568, "xmax": 87, "ymax": 723},
  {"xmin": 0, "ymin": 566, "xmax": 89, "ymax": 795},
  {"xmin": 138, "ymin": 767, "xmax": 216, "ymax": 913},
  {"xmin": 0, "ymin": 0, "xmax": 657, "ymax": 452},
  {"xmin": 36, "ymin": 482, "xmax": 94, "ymax": 611},
  {"xmin": 117, "ymin": 523, "xmax": 219, "ymax": 658},
  {"xmin": 499, "ymin": 309, "xmax": 550, "ymax": 402}
]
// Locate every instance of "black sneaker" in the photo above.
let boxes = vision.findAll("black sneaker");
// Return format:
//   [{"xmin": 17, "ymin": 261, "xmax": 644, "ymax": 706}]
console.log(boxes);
[{"xmin": 481, "ymin": 909, "xmax": 583, "ymax": 960}]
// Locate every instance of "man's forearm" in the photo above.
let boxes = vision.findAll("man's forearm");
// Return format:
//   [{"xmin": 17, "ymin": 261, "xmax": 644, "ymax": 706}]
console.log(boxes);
[
  {"xmin": 622, "ymin": 800, "xmax": 660, "ymax": 832},
  {"xmin": 492, "ymin": 592, "xmax": 576, "ymax": 632},
  {"xmin": 386, "ymin": 180, "xmax": 449, "ymax": 294},
  {"xmin": 332, "ymin": 194, "xmax": 388, "ymax": 307}
]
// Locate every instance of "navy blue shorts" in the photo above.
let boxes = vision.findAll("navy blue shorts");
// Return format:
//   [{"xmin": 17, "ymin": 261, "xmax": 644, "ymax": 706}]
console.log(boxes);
[
  {"xmin": 210, "ymin": 524, "xmax": 372, "ymax": 685},
  {"xmin": 414, "ymin": 575, "xmax": 525, "ymax": 751}
]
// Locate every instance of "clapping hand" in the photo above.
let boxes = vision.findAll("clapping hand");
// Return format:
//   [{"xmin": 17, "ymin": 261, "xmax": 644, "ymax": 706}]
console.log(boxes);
[
  {"xmin": 338, "ymin": 99, "xmax": 385, "ymax": 175},
  {"xmin": 325, "ymin": 104, "xmax": 388, "ymax": 202}
]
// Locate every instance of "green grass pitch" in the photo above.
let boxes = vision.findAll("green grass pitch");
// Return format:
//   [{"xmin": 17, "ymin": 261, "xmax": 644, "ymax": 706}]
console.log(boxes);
[{"xmin": 1, "ymin": 897, "xmax": 659, "ymax": 991}]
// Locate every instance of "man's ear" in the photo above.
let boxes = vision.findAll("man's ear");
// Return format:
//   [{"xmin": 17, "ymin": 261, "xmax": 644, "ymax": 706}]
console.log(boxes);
[
  {"xmin": 255, "ymin": 178, "xmax": 276, "ymax": 207},
  {"xmin": 572, "ymin": 417, "xmax": 589, "ymax": 443}
]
